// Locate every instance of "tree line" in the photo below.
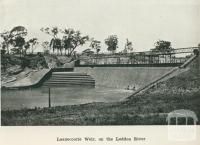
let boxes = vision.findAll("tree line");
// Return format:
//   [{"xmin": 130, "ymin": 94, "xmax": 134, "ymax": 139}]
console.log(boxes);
[{"xmin": 0, "ymin": 26, "xmax": 174, "ymax": 56}]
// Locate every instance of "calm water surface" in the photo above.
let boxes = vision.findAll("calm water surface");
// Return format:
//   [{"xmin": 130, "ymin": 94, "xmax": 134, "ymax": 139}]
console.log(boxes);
[{"xmin": 1, "ymin": 86, "xmax": 133, "ymax": 110}]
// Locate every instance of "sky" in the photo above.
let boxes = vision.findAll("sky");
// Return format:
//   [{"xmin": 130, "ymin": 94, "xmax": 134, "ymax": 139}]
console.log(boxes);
[{"xmin": 0, "ymin": 0, "xmax": 200, "ymax": 52}]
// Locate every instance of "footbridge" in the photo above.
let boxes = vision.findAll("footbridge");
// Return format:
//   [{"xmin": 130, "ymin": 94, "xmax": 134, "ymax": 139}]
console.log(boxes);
[
  {"xmin": 75, "ymin": 47, "xmax": 199, "ymax": 67},
  {"xmin": 75, "ymin": 47, "xmax": 200, "ymax": 90}
]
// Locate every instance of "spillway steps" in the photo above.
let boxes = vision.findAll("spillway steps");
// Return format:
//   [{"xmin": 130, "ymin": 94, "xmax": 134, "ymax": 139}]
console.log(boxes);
[{"xmin": 43, "ymin": 72, "xmax": 95, "ymax": 87}]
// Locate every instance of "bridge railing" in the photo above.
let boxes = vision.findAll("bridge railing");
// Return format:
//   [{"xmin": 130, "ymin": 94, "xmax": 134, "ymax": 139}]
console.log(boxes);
[{"xmin": 76, "ymin": 47, "xmax": 199, "ymax": 66}]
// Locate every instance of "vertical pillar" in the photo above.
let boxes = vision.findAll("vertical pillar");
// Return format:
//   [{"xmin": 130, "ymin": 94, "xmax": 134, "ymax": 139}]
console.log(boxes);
[
  {"xmin": 168, "ymin": 118, "xmax": 170, "ymax": 125},
  {"xmin": 48, "ymin": 87, "xmax": 51, "ymax": 108},
  {"xmin": 186, "ymin": 117, "xmax": 188, "ymax": 125}
]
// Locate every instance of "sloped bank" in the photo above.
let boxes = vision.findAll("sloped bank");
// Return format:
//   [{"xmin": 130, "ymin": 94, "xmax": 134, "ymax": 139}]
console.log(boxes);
[
  {"xmin": 127, "ymin": 51, "xmax": 200, "ymax": 98},
  {"xmin": 2, "ymin": 68, "xmax": 74, "ymax": 89}
]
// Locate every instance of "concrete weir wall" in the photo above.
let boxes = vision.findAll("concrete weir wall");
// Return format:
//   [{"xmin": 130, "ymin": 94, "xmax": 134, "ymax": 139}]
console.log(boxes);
[{"xmin": 74, "ymin": 67, "xmax": 173, "ymax": 89}]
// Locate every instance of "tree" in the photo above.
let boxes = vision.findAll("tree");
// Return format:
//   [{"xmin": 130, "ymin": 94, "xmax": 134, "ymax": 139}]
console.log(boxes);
[
  {"xmin": 0, "ymin": 31, "xmax": 12, "ymax": 54},
  {"xmin": 153, "ymin": 40, "xmax": 173, "ymax": 53},
  {"xmin": 62, "ymin": 35, "xmax": 73, "ymax": 55},
  {"xmin": 9, "ymin": 26, "xmax": 28, "ymax": 55},
  {"xmin": 24, "ymin": 41, "xmax": 30, "ymax": 54},
  {"xmin": 28, "ymin": 38, "xmax": 38, "ymax": 53},
  {"xmin": 10, "ymin": 26, "xmax": 27, "ymax": 37},
  {"xmin": 50, "ymin": 38, "xmax": 62, "ymax": 55},
  {"xmin": 41, "ymin": 27, "xmax": 89, "ymax": 55},
  {"xmin": 42, "ymin": 41, "xmax": 50, "ymax": 53},
  {"xmin": 61, "ymin": 28, "xmax": 89, "ymax": 56},
  {"xmin": 41, "ymin": 27, "xmax": 62, "ymax": 54},
  {"xmin": 105, "ymin": 35, "xmax": 118, "ymax": 54},
  {"xmin": 90, "ymin": 38, "xmax": 101, "ymax": 55},
  {"xmin": 11, "ymin": 36, "xmax": 26, "ymax": 55},
  {"xmin": 124, "ymin": 39, "xmax": 133, "ymax": 53},
  {"xmin": 0, "ymin": 40, "xmax": 7, "ymax": 55},
  {"xmin": 151, "ymin": 40, "xmax": 174, "ymax": 63},
  {"xmin": 0, "ymin": 26, "xmax": 28, "ymax": 55},
  {"xmin": 41, "ymin": 27, "xmax": 58, "ymax": 37}
]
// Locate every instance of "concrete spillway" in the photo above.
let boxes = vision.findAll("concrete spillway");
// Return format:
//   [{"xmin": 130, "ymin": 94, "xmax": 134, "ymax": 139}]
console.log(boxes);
[{"xmin": 74, "ymin": 67, "xmax": 173, "ymax": 89}]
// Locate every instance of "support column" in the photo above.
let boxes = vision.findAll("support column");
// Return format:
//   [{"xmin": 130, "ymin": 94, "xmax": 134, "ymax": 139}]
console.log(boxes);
[{"xmin": 48, "ymin": 87, "xmax": 51, "ymax": 108}]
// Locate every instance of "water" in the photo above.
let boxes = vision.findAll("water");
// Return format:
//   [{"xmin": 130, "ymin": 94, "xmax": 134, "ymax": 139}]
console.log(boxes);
[{"xmin": 1, "ymin": 86, "xmax": 133, "ymax": 110}]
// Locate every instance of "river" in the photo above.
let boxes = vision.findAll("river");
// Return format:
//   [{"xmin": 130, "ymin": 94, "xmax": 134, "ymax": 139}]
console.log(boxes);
[{"xmin": 1, "ymin": 86, "xmax": 133, "ymax": 110}]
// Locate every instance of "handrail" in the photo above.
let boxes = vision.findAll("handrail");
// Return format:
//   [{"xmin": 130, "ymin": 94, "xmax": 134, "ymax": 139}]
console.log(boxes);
[{"xmin": 77, "ymin": 47, "xmax": 199, "ymax": 58}]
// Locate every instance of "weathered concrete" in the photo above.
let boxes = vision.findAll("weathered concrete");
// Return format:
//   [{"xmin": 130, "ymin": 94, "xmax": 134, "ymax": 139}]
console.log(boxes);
[
  {"xmin": 2, "ymin": 69, "xmax": 50, "ymax": 88},
  {"xmin": 74, "ymin": 67, "xmax": 173, "ymax": 89}
]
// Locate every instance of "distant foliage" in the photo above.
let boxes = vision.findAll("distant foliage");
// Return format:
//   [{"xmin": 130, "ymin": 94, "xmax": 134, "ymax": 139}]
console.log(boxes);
[
  {"xmin": 10, "ymin": 26, "xmax": 28, "ymax": 37},
  {"xmin": 0, "ymin": 26, "xmax": 39, "ymax": 55},
  {"xmin": 41, "ymin": 27, "xmax": 89, "ymax": 56},
  {"xmin": 41, "ymin": 27, "xmax": 62, "ymax": 54},
  {"xmin": 90, "ymin": 38, "xmax": 101, "ymax": 54},
  {"xmin": 0, "ymin": 31, "xmax": 12, "ymax": 54},
  {"xmin": 28, "ymin": 38, "xmax": 38, "ymax": 53},
  {"xmin": 124, "ymin": 39, "xmax": 133, "ymax": 53},
  {"xmin": 153, "ymin": 40, "xmax": 173, "ymax": 53},
  {"xmin": 11, "ymin": 36, "xmax": 26, "ymax": 54},
  {"xmin": 9, "ymin": 26, "xmax": 28, "ymax": 55},
  {"xmin": 105, "ymin": 35, "xmax": 118, "ymax": 53},
  {"xmin": 40, "ymin": 27, "xmax": 59, "ymax": 37},
  {"xmin": 61, "ymin": 28, "xmax": 89, "ymax": 56},
  {"xmin": 42, "ymin": 41, "xmax": 50, "ymax": 54}
]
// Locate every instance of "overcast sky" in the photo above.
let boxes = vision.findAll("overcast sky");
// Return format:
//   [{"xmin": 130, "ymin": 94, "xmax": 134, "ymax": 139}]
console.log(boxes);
[{"xmin": 0, "ymin": 0, "xmax": 200, "ymax": 52}]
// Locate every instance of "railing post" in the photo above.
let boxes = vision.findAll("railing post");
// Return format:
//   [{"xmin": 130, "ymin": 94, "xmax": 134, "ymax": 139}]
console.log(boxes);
[{"xmin": 48, "ymin": 87, "xmax": 51, "ymax": 108}]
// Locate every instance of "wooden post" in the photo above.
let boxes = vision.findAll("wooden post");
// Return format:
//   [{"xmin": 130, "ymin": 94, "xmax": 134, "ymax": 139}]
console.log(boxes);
[
  {"xmin": 48, "ymin": 87, "xmax": 51, "ymax": 108},
  {"xmin": 186, "ymin": 117, "xmax": 188, "ymax": 125}
]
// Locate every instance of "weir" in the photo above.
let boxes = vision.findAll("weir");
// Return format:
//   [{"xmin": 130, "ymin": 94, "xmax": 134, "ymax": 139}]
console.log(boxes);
[
  {"xmin": 74, "ymin": 47, "xmax": 199, "ymax": 90},
  {"xmin": 1, "ymin": 47, "xmax": 199, "ymax": 110},
  {"xmin": 74, "ymin": 67, "xmax": 172, "ymax": 89},
  {"xmin": 3, "ymin": 47, "xmax": 199, "ymax": 90}
]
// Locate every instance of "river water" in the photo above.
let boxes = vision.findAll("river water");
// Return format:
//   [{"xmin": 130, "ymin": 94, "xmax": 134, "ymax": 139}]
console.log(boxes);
[{"xmin": 1, "ymin": 86, "xmax": 133, "ymax": 110}]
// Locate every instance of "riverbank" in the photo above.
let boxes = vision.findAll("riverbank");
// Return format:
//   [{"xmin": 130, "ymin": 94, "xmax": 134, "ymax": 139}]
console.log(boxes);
[
  {"xmin": 2, "ymin": 88, "xmax": 200, "ymax": 125},
  {"xmin": 1, "ymin": 53, "xmax": 74, "ymax": 89},
  {"xmin": 1, "ymin": 53, "xmax": 50, "ymax": 89},
  {"xmin": 1, "ymin": 69, "xmax": 50, "ymax": 88}
]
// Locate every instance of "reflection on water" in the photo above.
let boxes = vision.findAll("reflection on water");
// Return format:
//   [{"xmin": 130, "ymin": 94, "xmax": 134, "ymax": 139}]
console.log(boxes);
[{"xmin": 1, "ymin": 86, "xmax": 133, "ymax": 110}]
